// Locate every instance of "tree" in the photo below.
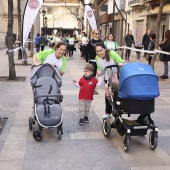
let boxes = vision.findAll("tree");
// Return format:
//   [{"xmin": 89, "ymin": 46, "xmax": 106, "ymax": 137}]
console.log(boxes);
[
  {"xmin": 150, "ymin": 0, "xmax": 165, "ymax": 69},
  {"xmin": 8, "ymin": 0, "xmax": 16, "ymax": 80}
]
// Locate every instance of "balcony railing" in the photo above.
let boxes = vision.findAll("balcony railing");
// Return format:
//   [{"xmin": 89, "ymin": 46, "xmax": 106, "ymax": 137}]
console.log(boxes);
[{"xmin": 128, "ymin": 0, "xmax": 144, "ymax": 7}]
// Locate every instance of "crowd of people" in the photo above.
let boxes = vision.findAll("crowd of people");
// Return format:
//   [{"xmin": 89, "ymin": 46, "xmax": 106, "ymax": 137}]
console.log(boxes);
[{"xmin": 33, "ymin": 28, "xmax": 170, "ymax": 125}]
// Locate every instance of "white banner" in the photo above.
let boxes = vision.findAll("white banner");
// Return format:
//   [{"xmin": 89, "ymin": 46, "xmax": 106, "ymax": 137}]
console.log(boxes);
[
  {"xmin": 22, "ymin": 0, "xmax": 43, "ymax": 47},
  {"xmin": 85, "ymin": 5, "xmax": 97, "ymax": 30}
]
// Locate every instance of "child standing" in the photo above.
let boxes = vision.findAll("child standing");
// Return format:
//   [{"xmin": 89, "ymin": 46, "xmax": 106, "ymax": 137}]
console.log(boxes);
[
  {"xmin": 73, "ymin": 64, "xmax": 102, "ymax": 126},
  {"xmin": 147, "ymin": 33, "xmax": 156, "ymax": 65},
  {"xmin": 134, "ymin": 44, "xmax": 143, "ymax": 61}
]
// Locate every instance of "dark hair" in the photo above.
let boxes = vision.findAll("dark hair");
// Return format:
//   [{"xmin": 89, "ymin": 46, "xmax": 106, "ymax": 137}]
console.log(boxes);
[
  {"xmin": 150, "ymin": 33, "xmax": 156, "ymax": 40},
  {"xmin": 84, "ymin": 64, "xmax": 94, "ymax": 72},
  {"xmin": 53, "ymin": 42, "xmax": 67, "ymax": 50},
  {"xmin": 37, "ymin": 33, "xmax": 40, "ymax": 36},
  {"xmin": 82, "ymin": 32, "xmax": 87, "ymax": 37},
  {"xmin": 95, "ymin": 42, "xmax": 111, "ymax": 62},
  {"xmin": 165, "ymin": 30, "xmax": 170, "ymax": 39},
  {"xmin": 107, "ymin": 33, "xmax": 114, "ymax": 40}
]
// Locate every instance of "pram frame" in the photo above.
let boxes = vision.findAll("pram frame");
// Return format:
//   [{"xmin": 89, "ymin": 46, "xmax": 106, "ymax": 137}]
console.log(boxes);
[
  {"xmin": 29, "ymin": 64, "xmax": 64, "ymax": 141},
  {"xmin": 102, "ymin": 64, "xmax": 158, "ymax": 152}
]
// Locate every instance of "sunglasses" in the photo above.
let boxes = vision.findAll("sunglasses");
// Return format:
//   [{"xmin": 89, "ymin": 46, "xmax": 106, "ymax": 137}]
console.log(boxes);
[{"xmin": 95, "ymin": 33, "xmax": 99, "ymax": 35}]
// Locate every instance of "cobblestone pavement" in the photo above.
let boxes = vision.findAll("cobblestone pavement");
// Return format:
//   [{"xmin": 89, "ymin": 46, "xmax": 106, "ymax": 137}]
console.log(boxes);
[{"xmin": 0, "ymin": 47, "xmax": 170, "ymax": 170}]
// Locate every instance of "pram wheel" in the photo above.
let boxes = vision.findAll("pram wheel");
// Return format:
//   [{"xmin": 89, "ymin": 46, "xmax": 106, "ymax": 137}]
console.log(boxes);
[
  {"xmin": 149, "ymin": 131, "xmax": 158, "ymax": 150},
  {"xmin": 29, "ymin": 117, "xmax": 33, "ymax": 130},
  {"xmin": 102, "ymin": 117, "xmax": 111, "ymax": 138},
  {"xmin": 33, "ymin": 130, "xmax": 43, "ymax": 142},
  {"xmin": 123, "ymin": 135, "xmax": 130, "ymax": 152},
  {"xmin": 58, "ymin": 130, "xmax": 62, "ymax": 140}
]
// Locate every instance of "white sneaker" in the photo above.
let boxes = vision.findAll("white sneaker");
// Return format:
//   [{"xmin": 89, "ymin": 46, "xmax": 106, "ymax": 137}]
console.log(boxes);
[{"xmin": 103, "ymin": 113, "xmax": 110, "ymax": 118}]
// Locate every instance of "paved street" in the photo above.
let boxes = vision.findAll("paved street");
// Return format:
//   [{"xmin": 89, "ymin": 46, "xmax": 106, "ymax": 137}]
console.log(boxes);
[{"xmin": 0, "ymin": 47, "xmax": 170, "ymax": 170}]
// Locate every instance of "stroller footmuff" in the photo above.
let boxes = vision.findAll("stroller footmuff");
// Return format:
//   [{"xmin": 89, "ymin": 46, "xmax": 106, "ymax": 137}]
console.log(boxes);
[
  {"xmin": 30, "ymin": 64, "xmax": 63, "ymax": 141},
  {"xmin": 102, "ymin": 63, "xmax": 160, "ymax": 152}
]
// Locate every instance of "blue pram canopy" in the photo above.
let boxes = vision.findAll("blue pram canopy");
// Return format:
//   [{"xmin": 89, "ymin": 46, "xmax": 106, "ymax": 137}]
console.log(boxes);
[{"xmin": 118, "ymin": 62, "xmax": 160, "ymax": 100}]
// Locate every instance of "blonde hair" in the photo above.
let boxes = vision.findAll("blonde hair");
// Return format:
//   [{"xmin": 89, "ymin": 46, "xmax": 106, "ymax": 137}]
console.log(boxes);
[{"xmin": 91, "ymin": 29, "xmax": 99, "ymax": 38}]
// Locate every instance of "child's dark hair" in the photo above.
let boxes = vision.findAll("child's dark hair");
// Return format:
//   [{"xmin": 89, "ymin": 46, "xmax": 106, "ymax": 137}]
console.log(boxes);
[
  {"xmin": 95, "ymin": 42, "xmax": 111, "ymax": 62},
  {"xmin": 84, "ymin": 64, "xmax": 94, "ymax": 72},
  {"xmin": 150, "ymin": 33, "xmax": 156, "ymax": 40}
]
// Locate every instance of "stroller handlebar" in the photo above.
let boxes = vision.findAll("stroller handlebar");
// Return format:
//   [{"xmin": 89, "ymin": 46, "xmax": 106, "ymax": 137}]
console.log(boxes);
[{"xmin": 104, "ymin": 64, "xmax": 118, "ymax": 70}]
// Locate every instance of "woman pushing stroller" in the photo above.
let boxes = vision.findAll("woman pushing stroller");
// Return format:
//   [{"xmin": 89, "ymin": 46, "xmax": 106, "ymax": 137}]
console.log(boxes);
[
  {"xmin": 95, "ymin": 42, "xmax": 124, "ymax": 117},
  {"xmin": 33, "ymin": 42, "xmax": 67, "ymax": 76}
]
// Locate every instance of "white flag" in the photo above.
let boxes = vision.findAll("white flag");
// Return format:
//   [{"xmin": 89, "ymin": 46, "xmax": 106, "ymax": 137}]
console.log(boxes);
[
  {"xmin": 22, "ymin": 0, "xmax": 43, "ymax": 46},
  {"xmin": 85, "ymin": 5, "xmax": 97, "ymax": 30}
]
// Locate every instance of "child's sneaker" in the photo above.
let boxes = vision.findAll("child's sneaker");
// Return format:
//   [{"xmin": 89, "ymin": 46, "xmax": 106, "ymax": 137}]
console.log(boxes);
[
  {"xmin": 84, "ymin": 116, "xmax": 89, "ymax": 123},
  {"xmin": 79, "ymin": 118, "xmax": 84, "ymax": 126}
]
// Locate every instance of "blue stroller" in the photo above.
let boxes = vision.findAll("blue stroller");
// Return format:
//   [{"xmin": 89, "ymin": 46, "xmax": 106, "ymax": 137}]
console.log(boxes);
[
  {"xmin": 102, "ymin": 62, "xmax": 160, "ymax": 152},
  {"xmin": 29, "ymin": 63, "xmax": 63, "ymax": 141}
]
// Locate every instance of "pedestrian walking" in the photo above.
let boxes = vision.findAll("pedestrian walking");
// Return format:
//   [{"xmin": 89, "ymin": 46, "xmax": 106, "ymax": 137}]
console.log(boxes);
[
  {"xmin": 73, "ymin": 64, "xmax": 102, "ymax": 126},
  {"xmin": 125, "ymin": 30, "xmax": 135, "ymax": 61},
  {"xmin": 33, "ymin": 42, "xmax": 67, "ymax": 76},
  {"xmin": 104, "ymin": 33, "xmax": 119, "ymax": 51},
  {"xmin": 80, "ymin": 32, "xmax": 89, "ymax": 61},
  {"xmin": 134, "ymin": 44, "xmax": 143, "ymax": 61},
  {"xmin": 147, "ymin": 33, "xmax": 156, "ymax": 65},
  {"xmin": 68, "ymin": 34, "xmax": 76, "ymax": 58},
  {"xmin": 159, "ymin": 30, "xmax": 170, "ymax": 80},
  {"xmin": 87, "ymin": 29, "xmax": 103, "ymax": 77},
  {"xmin": 142, "ymin": 30, "xmax": 151, "ymax": 58},
  {"xmin": 34, "ymin": 33, "xmax": 40, "ymax": 53},
  {"xmin": 39, "ymin": 34, "xmax": 46, "ymax": 51}
]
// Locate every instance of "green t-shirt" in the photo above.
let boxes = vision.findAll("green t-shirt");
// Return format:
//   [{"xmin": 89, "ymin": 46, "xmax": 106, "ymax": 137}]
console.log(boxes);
[
  {"xmin": 36, "ymin": 49, "xmax": 66, "ymax": 72},
  {"xmin": 95, "ymin": 50, "xmax": 124, "ymax": 71}
]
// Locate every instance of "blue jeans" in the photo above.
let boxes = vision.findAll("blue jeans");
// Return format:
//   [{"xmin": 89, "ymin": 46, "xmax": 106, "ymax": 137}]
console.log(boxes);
[{"xmin": 164, "ymin": 61, "xmax": 169, "ymax": 76}]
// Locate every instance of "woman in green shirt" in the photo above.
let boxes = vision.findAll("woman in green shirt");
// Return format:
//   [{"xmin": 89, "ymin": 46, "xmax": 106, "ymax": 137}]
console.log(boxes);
[{"xmin": 33, "ymin": 42, "xmax": 67, "ymax": 76}]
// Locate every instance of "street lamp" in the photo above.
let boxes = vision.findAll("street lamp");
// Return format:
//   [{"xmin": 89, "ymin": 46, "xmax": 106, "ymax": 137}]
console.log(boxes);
[
  {"xmin": 45, "ymin": 17, "xmax": 48, "ymax": 36},
  {"xmin": 42, "ymin": 9, "xmax": 46, "ymax": 34}
]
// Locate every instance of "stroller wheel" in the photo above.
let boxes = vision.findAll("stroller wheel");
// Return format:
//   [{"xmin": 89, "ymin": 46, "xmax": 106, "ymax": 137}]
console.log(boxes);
[
  {"xmin": 123, "ymin": 136, "xmax": 130, "ymax": 152},
  {"xmin": 29, "ymin": 117, "xmax": 33, "ymax": 130},
  {"xmin": 149, "ymin": 131, "xmax": 158, "ymax": 150},
  {"xmin": 58, "ymin": 130, "xmax": 62, "ymax": 140},
  {"xmin": 33, "ymin": 130, "xmax": 43, "ymax": 142},
  {"xmin": 102, "ymin": 117, "xmax": 111, "ymax": 138}
]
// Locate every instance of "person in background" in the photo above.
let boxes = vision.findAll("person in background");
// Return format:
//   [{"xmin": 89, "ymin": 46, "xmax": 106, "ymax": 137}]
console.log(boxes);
[
  {"xmin": 147, "ymin": 33, "xmax": 156, "ymax": 65},
  {"xmin": 62, "ymin": 34, "xmax": 69, "ymax": 59},
  {"xmin": 39, "ymin": 34, "xmax": 46, "ymax": 51},
  {"xmin": 104, "ymin": 33, "xmax": 119, "ymax": 51},
  {"xmin": 33, "ymin": 42, "xmax": 67, "ymax": 76},
  {"xmin": 68, "ymin": 34, "xmax": 76, "ymax": 58},
  {"xmin": 159, "ymin": 30, "xmax": 170, "ymax": 80},
  {"xmin": 125, "ymin": 30, "xmax": 135, "ymax": 61},
  {"xmin": 87, "ymin": 29, "xmax": 103, "ymax": 77},
  {"xmin": 134, "ymin": 44, "xmax": 143, "ymax": 61},
  {"xmin": 80, "ymin": 32, "xmax": 89, "ymax": 62},
  {"xmin": 73, "ymin": 64, "xmax": 102, "ymax": 126},
  {"xmin": 34, "ymin": 33, "xmax": 40, "ymax": 53},
  {"xmin": 95, "ymin": 42, "xmax": 124, "ymax": 117},
  {"xmin": 142, "ymin": 29, "xmax": 151, "ymax": 58}
]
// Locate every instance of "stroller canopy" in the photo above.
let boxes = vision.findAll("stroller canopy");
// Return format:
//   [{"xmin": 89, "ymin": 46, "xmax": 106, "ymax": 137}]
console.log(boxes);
[
  {"xmin": 118, "ymin": 62, "xmax": 160, "ymax": 100},
  {"xmin": 30, "ymin": 63, "xmax": 62, "ymax": 87}
]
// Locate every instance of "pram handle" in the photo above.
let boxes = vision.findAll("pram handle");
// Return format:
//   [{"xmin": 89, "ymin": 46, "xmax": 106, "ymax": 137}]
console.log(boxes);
[
  {"xmin": 35, "ymin": 94, "xmax": 63, "ymax": 100},
  {"xmin": 104, "ymin": 64, "xmax": 118, "ymax": 70}
]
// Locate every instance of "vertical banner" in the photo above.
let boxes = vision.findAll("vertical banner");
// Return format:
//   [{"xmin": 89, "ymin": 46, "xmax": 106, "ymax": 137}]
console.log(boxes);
[
  {"xmin": 85, "ymin": 5, "xmax": 97, "ymax": 30},
  {"xmin": 22, "ymin": 0, "xmax": 43, "ymax": 47}
]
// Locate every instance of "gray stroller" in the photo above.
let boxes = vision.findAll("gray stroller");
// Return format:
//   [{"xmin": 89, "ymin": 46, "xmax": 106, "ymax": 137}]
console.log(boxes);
[{"xmin": 29, "ymin": 63, "xmax": 63, "ymax": 141}]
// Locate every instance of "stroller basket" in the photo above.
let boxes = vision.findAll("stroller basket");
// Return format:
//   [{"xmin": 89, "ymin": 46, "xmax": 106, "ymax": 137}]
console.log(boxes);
[
  {"xmin": 119, "ymin": 62, "xmax": 160, "ymax": 100},
  {"xmin": 120, "ymin": 98, "xmax": 155, "ymax": 114}
]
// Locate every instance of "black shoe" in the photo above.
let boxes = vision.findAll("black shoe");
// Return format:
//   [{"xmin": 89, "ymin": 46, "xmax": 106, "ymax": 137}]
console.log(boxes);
[
  {"xmin": 84, "ymin": 116, "xmax": 89, "ymax": 123},
  {"xmin": 79, "ymin": 118, "xmax": 84, "ymax": 126},
  {"xmin": 160, "ymin": 75, "xmax": 168, "ymax": 79}
]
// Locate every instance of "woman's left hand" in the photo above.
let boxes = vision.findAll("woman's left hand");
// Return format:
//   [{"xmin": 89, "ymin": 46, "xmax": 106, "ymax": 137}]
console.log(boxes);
[{"xmin": 118, "ymin": 63, "xmax": 124, "ymax": 67}]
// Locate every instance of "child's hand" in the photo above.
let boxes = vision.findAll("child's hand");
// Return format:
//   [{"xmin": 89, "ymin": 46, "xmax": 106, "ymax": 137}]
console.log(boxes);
[{"xmin": 73, "ymin": 80, "xmax": 77, "ymax": 83}]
